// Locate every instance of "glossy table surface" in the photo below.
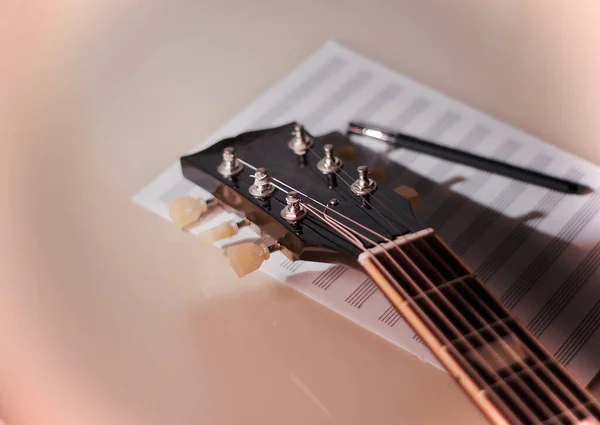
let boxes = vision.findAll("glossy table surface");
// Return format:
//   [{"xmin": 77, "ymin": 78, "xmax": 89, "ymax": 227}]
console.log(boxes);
[{"xmin": 2, "ymin": 1, "xmax": 600, "ymax": 424}]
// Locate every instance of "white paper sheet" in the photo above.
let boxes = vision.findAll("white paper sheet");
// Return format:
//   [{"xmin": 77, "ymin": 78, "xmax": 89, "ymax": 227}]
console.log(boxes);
[{"xmin": 134, "ymin": 41, "xmax": 600, "ymax": 385}]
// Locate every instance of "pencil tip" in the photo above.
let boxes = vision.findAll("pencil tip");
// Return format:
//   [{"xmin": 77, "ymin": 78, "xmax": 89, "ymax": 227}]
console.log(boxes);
[{"xmin": 573, "ymin": 184, "xmax": 594, "ymax": 195}]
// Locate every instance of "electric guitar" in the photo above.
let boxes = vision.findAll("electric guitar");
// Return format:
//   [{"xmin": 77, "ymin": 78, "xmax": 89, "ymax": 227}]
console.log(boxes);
[{"xmin": 176, "ymin": 122, "xmax": 600, "ymax": 425}]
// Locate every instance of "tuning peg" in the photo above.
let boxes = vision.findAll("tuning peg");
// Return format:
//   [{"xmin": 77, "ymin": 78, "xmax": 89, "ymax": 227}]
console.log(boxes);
[
  {"xmin": 351, "ymin": 165, "xmax": 377, "ymax": 196},
  {"xmin": 288, "ymin": 123, "xmax": 313, "ymax": 156},
  {"xmin": 316, "ymin": 144, "xmax": 343, "ymax": 175},
  {"xmin": 227, "ymin": 242, "xmax": 281, "ymax": 277},
  {"xmin": 168, "ymin": 197, "xmax": 215, "ymax": 229},
  {"xmin": 198, "ymin": 219, "xmax": 248, "ymax": 244},
  {"xmin": 394, "ymin": 185, "xmax": 422, "ymax": 210}
]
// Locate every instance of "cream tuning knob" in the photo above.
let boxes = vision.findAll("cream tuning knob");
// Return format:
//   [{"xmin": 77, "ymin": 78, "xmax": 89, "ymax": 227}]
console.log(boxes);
[
  {"xmin": 227, "ymin": 243, "xmax": 280, "ymax": 277},
  {"xmin": 198, "ymin": 220, "xmax": 249, "ymax": 244},
  {"xmin": 168, "ymin": 197, "xmax": 210, "ymax": 229}
]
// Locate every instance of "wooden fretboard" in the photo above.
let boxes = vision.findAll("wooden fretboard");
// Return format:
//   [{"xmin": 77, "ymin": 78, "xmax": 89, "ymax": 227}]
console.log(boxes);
[{"xmin": 358, "ymin": 229, "xmax": 600, "ymax": 425}]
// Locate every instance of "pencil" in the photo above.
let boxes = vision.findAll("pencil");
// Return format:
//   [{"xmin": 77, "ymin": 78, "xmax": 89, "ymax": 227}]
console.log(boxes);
[{"xmin": 347, "ymin": 122, "xmax": 590, "ymax": 195}]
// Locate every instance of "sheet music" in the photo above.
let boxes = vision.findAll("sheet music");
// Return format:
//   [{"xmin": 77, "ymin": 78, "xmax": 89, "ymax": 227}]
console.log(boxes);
[{"xmin": 134, "ymin": 41, "xmax": 600, "ymax": 385}]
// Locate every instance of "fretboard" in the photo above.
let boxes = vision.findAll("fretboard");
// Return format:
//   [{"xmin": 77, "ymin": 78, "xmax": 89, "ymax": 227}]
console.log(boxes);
[{"xmin": 358, "ymin": 229, "xmax": 600, "ymax": 425}]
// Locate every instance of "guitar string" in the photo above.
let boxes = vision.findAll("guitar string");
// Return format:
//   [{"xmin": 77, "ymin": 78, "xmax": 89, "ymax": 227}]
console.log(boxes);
[
  {"xmin": 301, "ymin": 203, "xmax": 541, "ymax": 423},
  {"xmin": 305, "ymin": 146, "xmax": 417, "ymax": 233},
  {"xmin": 303, "ymin": 201, "xmax": 591, "ymax": 423},
  {"xmin": 237, "ymin": 158, "xmax": 331, "ymax": 210},
  {"xmin": 239, "ymin": 157, "xmax": 410, "ymax": 244},
  {"xmin": 235, "ymin": 157, "xmax": 594, "ymax": 421},
  {"xmin": 306, "ymin": 146, "xmax": 422, "ymax": 234},
  {"xmin": 311, "ymin": 203, "xmax": 592, "ymax": 423},
  {"xmin": 416, "ymin": 233, "xmax": 595, "ymax": 423},
  {"xmin": 300, "ymin": 145, "xmax": 588, "ymax": 419}
]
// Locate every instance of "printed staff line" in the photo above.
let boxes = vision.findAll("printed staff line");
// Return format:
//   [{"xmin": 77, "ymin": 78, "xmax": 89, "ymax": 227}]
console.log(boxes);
[
  {"xmin": 394, "ymin": 110, "xmax": 461, "ymax": 167},
  {"xmin": 350, "ymin": 82, "xmax": 403, "ymax": 121},
  {"xmin": 381, "ymin": 108, "xmax": 466, "ymax": 185},
  {"xmin": 476, "ymin": 168, "xmax": 583, "ymax": 282},
  {"xmin": 161, "ymin": 58, "xmax": 348, "ymax": 204},
  {"xmin": 312, "ymin": 265, "xmax": 348, "ymax": 290},
  {"xmin": 389, "ymin": 312, "xmax": 402, "ymax": 327},
  {"xmin": 501, "ymin": 190, "xmax": 600, "ymax": 309},
  {"xmin": 252, "ymin": 57, "xmax": 346, "ymax": 128},
  {"xmin": 556, "ymin": 303, "xmax": 600, "ymax": 363},
  {"xmin": 312, "ymin": 266, "xmax": 339, "ymax": 287},
  {"xmin": 304, "ymin": 70, "xmax": 374, "ymax": 129},
  {"xmin": 352, "ymin": 282, "xmax": 378, "ymax": 308},
  {"xmin": 165, "ymin": 77, "xmax": 450, "ymax": 210},
  {"xmin": 312, "ymin": 266, "xmax": 337, "ymax": 288},
  {"xmin": 452, "ymin": 184, "xmax": 523, "ymax": 254},
  {"xmin": 422, "ymin": 111, "xmax": 461, "ymax": 140},
  {"xmin": 425, "ymin": 140, "xmax": 521, "ymax": 231},
  {"xmin": 345, "ymin": 278, "xmax": 376, "ymax": 307},
  {"xmin": 356, "ymin": 283, "xmax": 378, "ymax": 305},
  {"xmin": 411, "ymin": 125, "xmax": 490, "ymax": 198},
  {"xmin": 476, "ymin": 191, "xmax": 561, "ymax": 281},
  {"xmin": 555, "ymin": 300, "xmax": 600, "ymax": 366},
  {"xmin": 529, "ymin": 240, "xmax": 600, "ymax": 337},
  {"xmin": 379, "ymin": 306, "xmax": 402, "ymax": 326},
  {"xmin": 345, "ymin": 279, "xmax": 371, "ymax": 304},
  {"xmin": 280, "ymin": 258, "xmax": 304, "ymax": 273},
  {"xmin": 148, "ymin": 42, "xmax": 600, "ymax": 384},
  {"xmin": 389, "ymin": 96, "xmax": 431, "ymax": 130},
  {"xmin": 378, "ymin": 305, "xmax": 396, "ymax": 323},
  {"xmin": 451, "ymin": 154, "xmax": 552, "ymax": 256},
  {"xmin": 507, "ymin": 190, "xmax": 600, "ymax": 304}
]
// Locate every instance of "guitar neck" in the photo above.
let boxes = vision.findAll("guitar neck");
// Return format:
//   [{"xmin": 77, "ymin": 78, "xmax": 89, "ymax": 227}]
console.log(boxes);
[{"xmin": 358, "ymin": 229, "xmax": 600, "ymax": 425}]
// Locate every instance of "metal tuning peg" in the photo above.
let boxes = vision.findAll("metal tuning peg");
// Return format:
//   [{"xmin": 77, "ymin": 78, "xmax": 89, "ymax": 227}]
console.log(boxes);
[
  {"xmin": 249, "ymin": 167, "xmax": 276, "ymax": 199},
  {"xmin": 217, "ymin": 147, "xmax": 244, "ymax": 178},
  {"xmin": 168, "ymin": 196, "xmax": 218, "ymax": 229},
  {"xmin": 316, "ymin": 144, "xmax": 343, "ymax": 174},
  {"xmin": 227, "ymin": 242, "xmax": 281, "ymax": 277},
  {"xmin": 394, "ymin": 185, "xmax": 422, "ymax": 210},
  {"xmin": 288, "ymin": 123, "xmax": 314, "ymax": 165},
  {"xmin": 350, "ymin": 165, "xmax": 377, "ymax": 196},
  {"xmin": 280, "ymin": 191, "xmax": 308, "ymax": 224},
  {"xmin": 198, "ymin": 219, "xmax": 249, "ymax": 244}
]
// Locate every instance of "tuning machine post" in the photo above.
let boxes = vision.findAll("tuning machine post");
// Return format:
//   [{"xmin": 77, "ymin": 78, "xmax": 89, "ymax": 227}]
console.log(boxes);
[
  {"xmin": 217, "ymin": 147, "xmax": 244, "ymax": 178},
  {"xmin": 288, "ymin": 124, "xmax": 313, "ymax": 166},
  {"xmin": 249, "ymin": 167, "xmax": 276, "ymax": 199},
  {"xmin": 351, "ymin": 165, "xmax": 377, "ymax": 196},
  {"xmin": 280, "ymin": 191, "xmax": 308, "ymax": 225}
]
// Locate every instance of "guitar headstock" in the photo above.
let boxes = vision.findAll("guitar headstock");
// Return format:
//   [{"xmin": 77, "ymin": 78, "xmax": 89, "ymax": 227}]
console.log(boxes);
[{"xmin": 180, "ymin": 122, "xmax": 423, "ymax": 273}]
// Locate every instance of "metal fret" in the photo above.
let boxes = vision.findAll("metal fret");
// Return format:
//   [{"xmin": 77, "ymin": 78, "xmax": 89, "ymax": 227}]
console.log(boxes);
[
  {"xmin": 488, "ymin": 359, "xmax": 559, "ymax": 390},
  {"xmin": 410, "ymin": 273, "xmax": 477, "ymax": 301},
  {"xmin": 449, "ymin": 317, "xmax": 516, "ymax": 345},
  {"xmin": 373, "ymin": 241, "xmax": 547, "ymax": 423},
  {"xmin": 540, "ymin": 401, "xmax": 600, "ymax": 425},
  {"xmin": 361, "ymin": 230, "xmax": 600, "ymax": 425}
]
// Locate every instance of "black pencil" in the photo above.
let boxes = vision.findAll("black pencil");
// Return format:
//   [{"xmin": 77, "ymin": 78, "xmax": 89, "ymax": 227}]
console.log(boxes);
[{"xmin": 347, "ymin": 122, "xmax": 590, "ymax": 195}]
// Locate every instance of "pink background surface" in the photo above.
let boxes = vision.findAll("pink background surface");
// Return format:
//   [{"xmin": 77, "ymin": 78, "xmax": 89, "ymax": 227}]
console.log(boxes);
[{"xmin": 2, "ymin": 1, "xmax": 600, "ymax": 424}]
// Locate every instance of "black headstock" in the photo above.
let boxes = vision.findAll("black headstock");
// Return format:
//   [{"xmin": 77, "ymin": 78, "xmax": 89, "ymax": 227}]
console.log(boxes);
[{"xmin": 181, "ymin": 122, "xmax": 423, "ymax": 267}]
